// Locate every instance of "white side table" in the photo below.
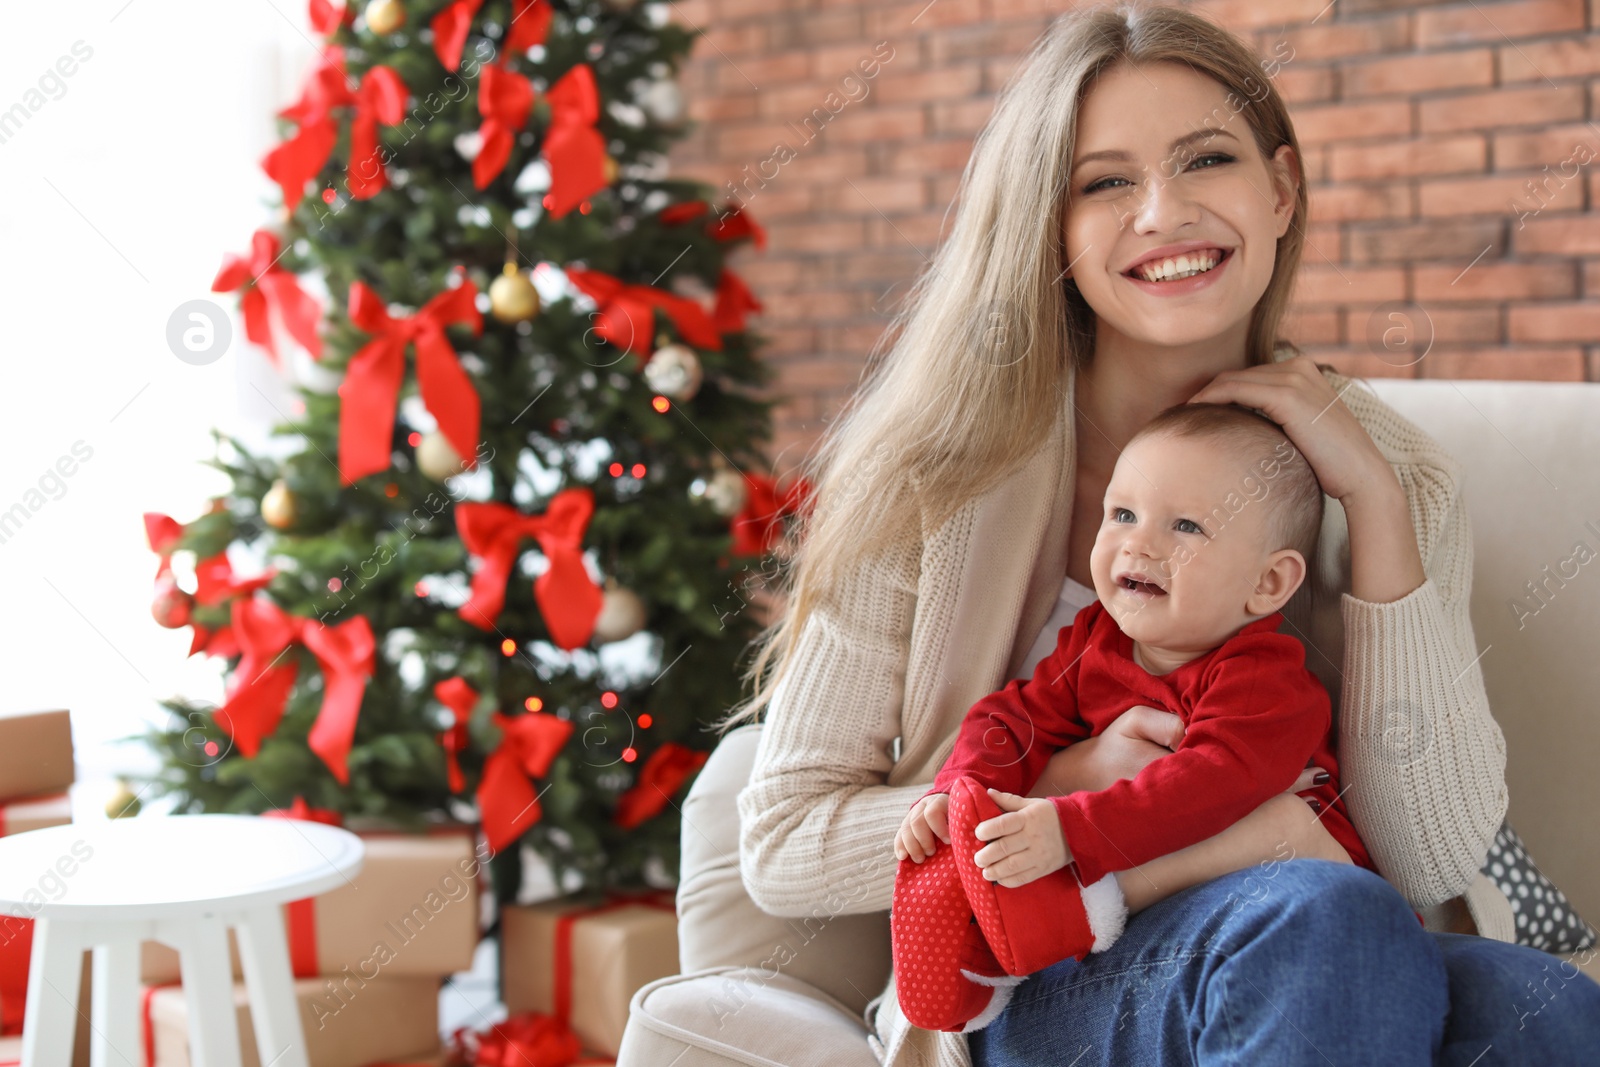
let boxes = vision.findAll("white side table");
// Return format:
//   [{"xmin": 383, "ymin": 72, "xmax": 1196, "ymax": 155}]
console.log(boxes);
[{"xmin": 0, "ymin": 814, "xmax": 364, "ymax": 1067}]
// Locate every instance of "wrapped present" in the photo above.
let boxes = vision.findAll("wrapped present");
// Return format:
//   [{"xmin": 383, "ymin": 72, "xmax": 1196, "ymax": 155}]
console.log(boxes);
[
  {"xmin": 448, "ymin": 1013, "xmax": 617, "ymax": 1067},
  {"xmin": 0, "ymin": 709, "xmax": 73, "ymax": 803},
  {"xmin": 0, "ymin": 791, "xmax": 72, "ymax": 838},
  {"xmin": 0, "ymin": 947, "xmax": 91, "ymax": 1066},
  {"xmin": 142, "ymin": 831, "xmax": 481, "ymax": 984},
  {"xmin": 500, "ymin": 891, "xmax": 678, "ymax": 1057},
  {"xmin": 144, "ymin": 975, "xmax": 441, "ymax": 1067}
]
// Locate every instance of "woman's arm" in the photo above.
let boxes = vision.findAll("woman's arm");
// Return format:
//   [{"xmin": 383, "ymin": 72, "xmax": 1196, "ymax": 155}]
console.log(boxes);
[{"xmin": 735, "ymin": 531, "xmax": 929, "ymax": 919}]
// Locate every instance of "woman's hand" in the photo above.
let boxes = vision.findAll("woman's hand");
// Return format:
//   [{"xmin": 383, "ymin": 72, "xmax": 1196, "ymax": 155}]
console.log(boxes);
[
  {"xmin": 1026, "ymin": 704, "xmax": 1185, "ymax": 797},
  {"xmin": 1184, "ymin": 354, "xmax": 1427, "ymax": 604}
]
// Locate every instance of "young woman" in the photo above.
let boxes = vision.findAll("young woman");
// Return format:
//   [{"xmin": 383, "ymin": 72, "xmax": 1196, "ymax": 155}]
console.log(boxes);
[{"xmin": 719, "ymin": 3, "xmax": 1600, "ymax": 1065}]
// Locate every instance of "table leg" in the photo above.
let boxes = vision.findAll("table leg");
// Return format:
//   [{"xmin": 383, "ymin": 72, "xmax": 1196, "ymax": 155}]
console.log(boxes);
[
  {"xmin": 232, "ymin": 906, "xmax": 308, "ymax": 1067},
  {"xmin": 174, "ymin": 917, "xmax": 243, "ymax": 1067},
  {"xmin": 90, "ymin": 940, "xmax": 139, "ymax": 1067},
  {"xmin": 20, "ymin": 919, "xmax": 82, "ymax": 1067}
]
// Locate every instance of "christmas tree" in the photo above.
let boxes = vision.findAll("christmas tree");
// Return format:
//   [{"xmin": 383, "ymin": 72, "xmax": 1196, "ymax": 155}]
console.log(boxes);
[{"xmin": 139, "ymin": 0, "xmax": 809, "ymax": 903}]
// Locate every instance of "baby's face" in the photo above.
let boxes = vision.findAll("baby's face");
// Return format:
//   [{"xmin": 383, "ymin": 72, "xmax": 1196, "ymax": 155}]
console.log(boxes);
[{"xmin": 1089, "ymin": 431, "xmax": 1278, "ymax": 657}]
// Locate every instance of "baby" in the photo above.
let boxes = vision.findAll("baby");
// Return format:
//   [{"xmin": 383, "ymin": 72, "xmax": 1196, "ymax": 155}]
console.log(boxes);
[{"xmin": 889, "ymin": 401, "xmax": 1376, "ymax": 1034}]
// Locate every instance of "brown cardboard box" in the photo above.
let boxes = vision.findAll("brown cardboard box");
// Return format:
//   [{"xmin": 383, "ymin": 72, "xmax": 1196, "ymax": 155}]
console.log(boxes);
[
  {"xmin": 145, "ymin": 975, "xmax": 440, "ymax": 1067},
  {"xmin": 0, "ymin": 710, "xmax": 73, "ymax": 803},
  {"xmin": 0, "ymin": 792, "xmax": 72, "ymax": 837},
  {"xmin": 141, "ymin": 833, "xmax": 481, "ymax": 983},
  {"xmin": 500, "ymin": 899, "xmax": 678, "ymax": 1057}
]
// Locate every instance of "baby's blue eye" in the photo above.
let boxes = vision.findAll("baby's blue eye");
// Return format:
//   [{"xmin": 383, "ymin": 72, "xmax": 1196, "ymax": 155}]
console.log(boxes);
[
  {"xmin": 1175, "ymin": 518, "xmax": 1204, "ymax": 535},
  {"xmin": 1112, "ymin": 507, "xmax": 1134, "ymax": 523}
]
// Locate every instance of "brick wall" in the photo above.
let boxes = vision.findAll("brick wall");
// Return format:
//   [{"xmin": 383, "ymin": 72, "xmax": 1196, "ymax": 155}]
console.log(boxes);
[{"xmin": 664, "ymin": 0, "xmax": 1600, "ymax": 465}]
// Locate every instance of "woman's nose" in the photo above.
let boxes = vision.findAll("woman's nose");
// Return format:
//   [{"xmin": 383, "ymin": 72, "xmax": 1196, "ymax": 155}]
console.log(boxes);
[{"xmin": 1131, "ymin": 171, "xmax": 1201, "ymax": 234}]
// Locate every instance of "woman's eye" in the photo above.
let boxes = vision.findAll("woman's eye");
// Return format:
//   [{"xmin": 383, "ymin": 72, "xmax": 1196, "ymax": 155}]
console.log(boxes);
[
  {"xmin": 1188, "ymin": 151, "xmax": 1235, "ymax": 172},
  {"xmin": 1175, "ymin": 518, "xmax": 1204, "ymax": 535},
  {"xmin": 1082, "ymin": 175, "xmax": 1129, "ymax": 195}
]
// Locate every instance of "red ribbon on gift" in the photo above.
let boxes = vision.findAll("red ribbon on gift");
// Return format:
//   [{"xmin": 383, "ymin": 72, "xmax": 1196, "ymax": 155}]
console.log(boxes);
[
  {"xmin": 433, "ymin": 0, "xmax": 553, "ymax": 72},
  {"xmin": 541, "ymin": 64, "xmax": 608, "ymax": 219},
  {"xmin": 435, "ymin": 676, "xmax": 479, "ymax": 794},
  {"xmin": 731, "ymin": 472, "xmax": 813, "ymax": 557},
  {"xmin": 712, "ymin": 268, "xmax": 762, "ymax": 335},
  {"xmin": 212, "ymin": 229, "xmax": 324, "ymax": 367},
  {"xmin": 217, "ymin": 598, "xmax": 376, "ymax": 784},
  {"xmin": 261, "ymin": 48, "xmax": 409, "ymax": 210},
  {"xmin": 0, "ymin": 915, "xmax": 31, "ymax": 1036},
  {"xmin": 339, "ymin": 276, "xmax": 483, "ymax": 485},
  {"xmin": 477, "ymin": 711, "xmax": 574, "ymax": 853},
  {"xmin": 612, "ymin": 743, "xmax": 708, "ymax": 830},
  {"xmin": 564, "ymin": 267, "xmax": 721, "ymax": 363},
  {"xmin": 474, "ymin": 62, "xmax": 536, "ymax": 188},
  {"xmin": 455, "ymin": 488, "xmax": 603, "ymax": 648},
  {"xmin": 552, "ymin": 891, "xmax": 677, "ymax": 1031}
]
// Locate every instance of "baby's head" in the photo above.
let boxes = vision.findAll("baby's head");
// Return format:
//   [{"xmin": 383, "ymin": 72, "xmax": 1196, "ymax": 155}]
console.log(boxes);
[{"xmin": 1088, "ymin": 402, "xmax": 1324, "ymax": 664}]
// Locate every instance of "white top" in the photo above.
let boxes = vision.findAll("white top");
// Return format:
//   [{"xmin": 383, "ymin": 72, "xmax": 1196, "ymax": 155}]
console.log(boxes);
[
  {"xmin": 1012, "ymin": 573, "xmax": 1098, "ymax": 680},
  {"xmin": 0, "ymin": 814, "xmax": 365, "ymax": 921}
]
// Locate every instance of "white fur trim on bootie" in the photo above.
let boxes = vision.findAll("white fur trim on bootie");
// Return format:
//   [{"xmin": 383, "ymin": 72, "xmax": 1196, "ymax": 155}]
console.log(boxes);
[
  {"xmin": 1081, "ymin": 870, "xmax": 1128, "ymax": 952},
  {"xmin": 957, "ymin": 970, "xmax": 1026, "ymax": 1033}
]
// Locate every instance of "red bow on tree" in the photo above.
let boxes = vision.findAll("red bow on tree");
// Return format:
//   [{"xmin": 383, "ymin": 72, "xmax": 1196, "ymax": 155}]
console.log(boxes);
[
  {"xmin": 613, "ymin": 742, "xmax": 709, "ymax": 829},
  {"xmin": 709, "ymin": 203, "xmax": 767, "ymax": 249},
  {"xmin": 473, "ymin": 62, "xmax": 535, "ymax": 188},
  {"xmin": 263, "ymin": 795, "xmax": 344, "ymax": 826},
  {"xmin": 477, "ymin": 711, "xmax": 573, "ymax": 853},
  {"xmin": 713, "ymin": 268, "xmax": 762, "ymax": 334},
  {"xmin": 432, "ymin": 0, "xmax": 553, "ymax": 72},
  {"xmin": 455, "ymin": 488, "xmax": 603, "ymax": 649},
  {"xmin": 338, "ymin": 276, "xmax": 483, "ymax": 485},
  {"xmin": 307, "ymin": 0, "xmax": 352, "ymax": 36},
  {"xmin": 262, "ymin": 47, "xmax": 409, "ymax": 210},
  {"xmin": 142, "ymin": 513, "xmax": 275, "ymax": 658},
  {"xmin": 732, "ymin": 472, "xmax": 813, "ymax": 557},
  {"xmin": 540, "ymin": 64, "xmax": 609, "ymax": 218},
  {"xmin": 212, "ymin": 229, "xmax": 324, "ymax": 368},
  {"xmin": 656, "ymin": 199, "xmax": 708, "ymax": 226},
  {"xmin": 564, "ymin": 266, "xmax": 721, "ymax": 363},
  {"xmin": 217, "ymin": 597, "xmax": 377, "ymax": 785},
  {"xmin": 435, "ymin": 676, "xmax": 479, "ymax": 794}
]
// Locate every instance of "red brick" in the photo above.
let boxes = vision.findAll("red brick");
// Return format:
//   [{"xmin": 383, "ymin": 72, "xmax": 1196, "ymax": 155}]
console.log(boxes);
[
  {"xmin": 864, "ymin": 0, "xmax": 989, "ymax": 34},
  {"xmin": 719, "ymin": 51, "xmax": 812, "ymax": 93},
  {"xmin": 821, "ymin": 175, "xmax": 927, "ymax": 214},
  {"xmin": 1274, "ymin": 65, "xmax": 1337, "ymax": 104},
  {"xmin": 1191, "ymin": 0, "xmax": 1336, "ymax": 29},
  {"xmin": 1290, "ymin": 265, "xmax": 1408, "ymax": 305},
  {"xmin": 1515, "ymin": 213, "xmax": 1600, "ymax": 253},
  {"xmin": 1507, "ymin": 301, "xmax": 1600, "ymax": 341},
  {"xmin": 1301, "ymin": 351, "xmax": 1421, "ymax": 380},
  {"xmin": 1413, "ymin": 262, "xmax": 1577, "ymax": 301},
  {"xmin": 769, "ymin": 8, "xmax": 864, "ymax": 47},
  {"xmin": 1499, "ymin": 36, "xmax": 1600, "ymax": 81},
  {"xmin": 1419, "ymin": 85, "xmax": 1586, "ymax": 133},
  {"xmin": 926, "ymin": 22, "xmax": 1049, "ymax": 65},
  {"xmin": 836, "ymin": 250, "xmax": 928, "ymax": 284},
  {"xmin": 874, "ymin": 63, "xmax": 983, "ymax": 106},
  {"xmin": 1493, "ymin": 124, "xmax": 1600, "ymax": 169},
  {"xmin": 1416, "ymin": 0, "xmax": 1584, "ymax": 47},
  {"xmin": 1420, "ymin": 173, "xmax": 1584, "ymax": 216},
  {"xmin": 1268, "ymin": 17, "xmax": 1411, "ymax": 62},
  {"xmin": 1282, "ymin": 306, "xmax": 1342, "ymax": 345},
  {"xmin": 690, "ymin": 94, "xmax": 758, "ymax": 123},
  {"xmin": 1417, "ymin": 347, "xmax": 1585, "ymax": 380},
  {"xmin": 866, "ymin": 210, "xmax": 951, "ymax": 250},
  {"xmin": 930, "ymin": 97, "xmax": 997, "ymax": 136},
  {"xmin": 696, "ymin": 23, "xmax": 768, "ymax": 59},
  {"xmin": 1340, "ymin": 304, "xmax": 1501, "ymax": 344},
  {"xmin": 1342, "ymin": 49, "xmax": 1495, "ymax": 98},
  {"xmin": 1329, "ymin": 135, "xmax": 1486, "ymax": 181},
  {"xmin": 1293, "ymin": 100, "xmax": 1413, "ymax": 144},
  {"xmin": 1307, "ymin": 182, "xmax": 1413, "ymax": 223},
  {"xmin": 1347, "ymin": 220, "xmax": 1505, "ymax": 263}
]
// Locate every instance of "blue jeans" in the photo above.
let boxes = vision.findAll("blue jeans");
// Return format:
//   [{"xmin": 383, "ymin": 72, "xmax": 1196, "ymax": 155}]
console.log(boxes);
[{"xmin": 968, "ymin": 859, "xmax": 1600, "ymax": 1066}]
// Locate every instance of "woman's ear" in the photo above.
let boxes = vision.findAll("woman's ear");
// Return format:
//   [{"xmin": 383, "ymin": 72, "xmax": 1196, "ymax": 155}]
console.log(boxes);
[
  {"xmin": 1245, "ymin": 547, "xmax": 1306, "ymax": 616},
  {"xmin": 1269, "ymin": 144, "xmax": 1299, "ymax": 239}
]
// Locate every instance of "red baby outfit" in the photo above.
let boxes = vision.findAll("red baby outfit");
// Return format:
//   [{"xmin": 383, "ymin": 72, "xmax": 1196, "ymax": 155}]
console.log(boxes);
[{"xmin": 924, "ymin": 600, "xmax": 1376, "ymax": 885}]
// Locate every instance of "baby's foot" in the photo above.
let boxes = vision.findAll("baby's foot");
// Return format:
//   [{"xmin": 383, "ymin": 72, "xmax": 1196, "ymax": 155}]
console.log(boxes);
[{"xmin": 947, "ymin": 775, "xmax": 1128, "ymax": 976}]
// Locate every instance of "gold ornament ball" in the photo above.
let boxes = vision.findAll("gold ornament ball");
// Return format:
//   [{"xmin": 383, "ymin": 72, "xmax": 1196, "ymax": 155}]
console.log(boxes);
[
  {"xmin": 696, "ymin": 467, "xmax": 748, "ymax": 517},
  {"xmin": 416, "ymin": 431, "xmax": 465, "ymax": 481},
  {"xmin": 489, "ymin": 264, "xmax": 541, "ymax": 324},
  {"xmin": 643, "ymin": 343, "xmax": 703, "ymax": 401},
  {"xmin": 592, "ymin": 585, "xmax": 648, "ymax": 644},
  {"xmin": 262, "ymin": 478, "xmax": 297, "ymax": 529},
  {"xmin": 365, "ymin": 0, "xmax": 406, "ymax": 34},
  {"xmin": 106, "ymin": 781, "xmax": 141, "ymax": 819}
]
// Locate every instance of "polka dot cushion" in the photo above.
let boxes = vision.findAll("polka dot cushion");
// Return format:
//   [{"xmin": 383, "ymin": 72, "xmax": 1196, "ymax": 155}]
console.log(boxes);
[{"xmin": 1482, "ymin": 819, "xmax": 1597, "ymax": 955}]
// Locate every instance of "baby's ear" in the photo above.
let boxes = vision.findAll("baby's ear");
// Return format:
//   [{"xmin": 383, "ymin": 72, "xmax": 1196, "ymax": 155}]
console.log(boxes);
[{"xmin": 1246, "ymin": 548, "xmax": 1306, "ymax": 615}]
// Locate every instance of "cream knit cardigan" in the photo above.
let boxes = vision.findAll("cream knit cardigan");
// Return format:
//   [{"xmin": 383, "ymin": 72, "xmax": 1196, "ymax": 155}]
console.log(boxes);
[{"xmin": 736, "ymin": 363, "xmax": 1512, "ymax": 1067}]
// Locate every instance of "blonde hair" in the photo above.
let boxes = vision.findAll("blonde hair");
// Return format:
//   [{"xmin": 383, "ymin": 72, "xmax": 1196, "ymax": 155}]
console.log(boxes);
[{"xmin": 711, "ymin": 1, "xmax": 1309, "ymax": 735}]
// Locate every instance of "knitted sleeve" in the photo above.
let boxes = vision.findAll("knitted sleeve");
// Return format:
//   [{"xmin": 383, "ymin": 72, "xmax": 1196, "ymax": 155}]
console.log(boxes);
[
  {"xmin": 1334, "ymin": 390, "xmax": 1510, "ymax": 908},
  {"xmin": 735, "ymin": 531, "xmax": 927, "ymax": 918}
]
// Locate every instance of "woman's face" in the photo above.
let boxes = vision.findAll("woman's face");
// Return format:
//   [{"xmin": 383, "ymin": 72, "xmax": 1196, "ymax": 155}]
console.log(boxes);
[{"xmin": 1062, "ymin": 60, "xmax": 1299, "ymax": 350}]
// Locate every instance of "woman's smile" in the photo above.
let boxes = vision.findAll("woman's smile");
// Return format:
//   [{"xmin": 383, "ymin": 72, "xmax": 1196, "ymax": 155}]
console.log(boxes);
[{"xmin": 1122, "ymin": 247, "xmax": 1234, "ymax": 296}]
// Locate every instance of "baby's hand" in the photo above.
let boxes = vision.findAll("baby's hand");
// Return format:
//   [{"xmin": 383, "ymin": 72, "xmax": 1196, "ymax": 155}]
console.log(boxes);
[
  {"xmin": 895, "ymin": 793, "xmax": 950, "ymax": 864},
  {"xmin": 973, "ymin": 788, "xmax": 1071, "ymax": 888}
]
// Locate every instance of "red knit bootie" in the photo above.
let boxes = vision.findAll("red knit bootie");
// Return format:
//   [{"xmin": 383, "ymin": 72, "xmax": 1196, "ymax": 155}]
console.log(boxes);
[
  {"xmin": 891, "ymin": 839, "xmax": 1026, "ymax": 1033},
  {"xmin": 948, "ymin": 775, "xmax": 1128, "ymax": 977}
]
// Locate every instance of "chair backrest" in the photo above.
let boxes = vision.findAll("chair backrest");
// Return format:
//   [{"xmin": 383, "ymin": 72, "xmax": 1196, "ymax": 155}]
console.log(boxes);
[{"xmin": 1363, "ymin": 377, "xmax": 1600, "ymax": 927}]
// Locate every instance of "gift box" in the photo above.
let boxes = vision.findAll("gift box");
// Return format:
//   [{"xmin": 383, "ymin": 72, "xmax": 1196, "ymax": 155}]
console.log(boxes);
[
  {"xmin": 0, "ymin": 948, "xmax": 91, "ymax": 1067},
  {"xmin": 144, "ymin": 975, "xmax": 441, "ymax": 1067},
  {"xmin": 0, "ymin": 792, "xmax": 72, "ymax": 838},
  {"xmin": 0, "ymin": 709, "xmax": 74, "ymax": 803},
  {"xmin": 499, "ymin": 893, "xmax": 678, "ymax": 1057},
  {"xmin": 141, "ymin": 831, "xmax": 481, "ymax": 984}
]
